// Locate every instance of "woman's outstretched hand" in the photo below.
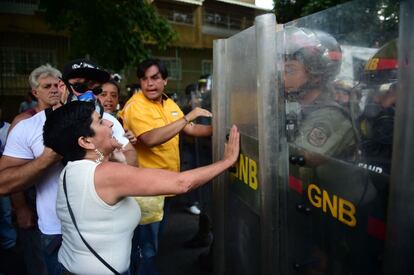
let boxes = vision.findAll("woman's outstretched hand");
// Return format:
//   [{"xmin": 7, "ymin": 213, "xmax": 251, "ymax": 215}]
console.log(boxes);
[{"xmin": 223, "ymin": 125, "xmax": 240, "ymax": 165}]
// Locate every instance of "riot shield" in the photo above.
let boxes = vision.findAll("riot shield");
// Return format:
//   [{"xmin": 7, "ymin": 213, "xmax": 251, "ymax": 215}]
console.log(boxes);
[
  {"xmin": 212, "ymin": 14, "xmax": 283, "ymax": 275},
  {"xmin": 212, "ymin": 0, "xmax": 414, "ymax": 274},
  {"xmin": 383, "ymin": 1, "xmax": 414, "ymax": 273},
  {"xmin": 282, "ymin": 1, "xmax": 399, "ymax": 274}
]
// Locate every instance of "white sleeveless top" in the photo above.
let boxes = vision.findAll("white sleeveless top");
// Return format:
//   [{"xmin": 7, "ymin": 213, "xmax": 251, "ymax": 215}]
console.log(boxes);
[{"xmin": 57, "ymin": 160, "xmax": 140, "ymax": 274}]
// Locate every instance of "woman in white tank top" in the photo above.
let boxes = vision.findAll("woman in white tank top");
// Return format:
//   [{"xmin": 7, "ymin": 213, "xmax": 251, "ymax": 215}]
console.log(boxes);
[{"xmin": 43, "ymin": 101, "xmax": 240, "ymax": 274}]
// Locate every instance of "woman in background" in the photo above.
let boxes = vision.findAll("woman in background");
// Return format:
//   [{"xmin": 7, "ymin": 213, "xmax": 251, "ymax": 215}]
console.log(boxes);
[
  {"xmin": 98, "ymin": 80, "xmax": 137, "ymax": 146},
  {"xmin": 97, "ymin": 80, "xmax": 121, "ymax": 117}
]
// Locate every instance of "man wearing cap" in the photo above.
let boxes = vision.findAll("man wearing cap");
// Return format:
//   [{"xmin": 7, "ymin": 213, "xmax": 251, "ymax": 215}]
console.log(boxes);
[
  {"xmin": 0, "ymin": 58, "xmax": 135, "ymax": 274},
  {"xmin": 61, "ymin": 59, "xmax": 136, "ymax": 165}
]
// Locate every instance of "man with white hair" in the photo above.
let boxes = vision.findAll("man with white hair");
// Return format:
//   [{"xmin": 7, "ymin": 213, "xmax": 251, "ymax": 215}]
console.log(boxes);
[
  {"xmin": 9, "ymin": 64, "xmax": 63, "ymax": 275},
  {"xmin": 0, "ymin": 63, "xmax": 64, "ymax": 273},
  {"xmin": 12, "ymin": 64, "xmax": 64, "ymax": 127}
]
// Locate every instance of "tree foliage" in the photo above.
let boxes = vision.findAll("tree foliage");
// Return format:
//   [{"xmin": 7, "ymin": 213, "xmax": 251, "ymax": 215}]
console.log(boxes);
[
  {"xmin": 273, "ymin": 0, "xmax": 351, "ymax": 23},
  {"xmin": 39, "ymin": 0, "xmax": 177, "ymax": 71},
  {"xmin": 273, "ymin": 0, "xmax": 399, "ymax": 47}
]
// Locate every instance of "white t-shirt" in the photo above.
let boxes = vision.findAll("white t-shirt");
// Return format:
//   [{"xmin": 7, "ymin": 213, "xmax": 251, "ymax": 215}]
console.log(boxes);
[
  {"xmin": 3, "ymin": 110, "xmax": 129, "ymax": 235},
  {"xmin": 4, "ymin": 111, "xmax": 62, "ymax": 234},
  {"xmin": 58, "ymin": 160, "xmax": 140, "ymax": 274}
]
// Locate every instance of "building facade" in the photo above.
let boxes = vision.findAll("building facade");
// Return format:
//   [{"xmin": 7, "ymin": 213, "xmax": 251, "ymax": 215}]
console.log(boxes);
[{"xmin": 0, "ymin": 0, "xmax": 270, "ymax": 121}]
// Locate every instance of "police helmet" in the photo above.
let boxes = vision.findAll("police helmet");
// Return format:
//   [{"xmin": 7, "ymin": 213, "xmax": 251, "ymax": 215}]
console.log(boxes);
[
  {"xmin": 282, "ymin": 26, "xmax": 342, "ymax": 83},
  {"xmin": 363, "ymin": 39, "xmax": 398, "ymax": 85}
]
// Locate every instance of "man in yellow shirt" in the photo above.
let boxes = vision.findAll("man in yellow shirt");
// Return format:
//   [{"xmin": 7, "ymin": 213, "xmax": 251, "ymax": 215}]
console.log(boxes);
[{"xmin": 120, "ymin": 58, "xmax": 212, "ymax": 274}]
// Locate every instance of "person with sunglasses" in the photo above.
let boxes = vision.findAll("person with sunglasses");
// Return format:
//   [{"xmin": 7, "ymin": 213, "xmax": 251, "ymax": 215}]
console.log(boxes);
[{"xmin": 61, "ymin": 59, "xmax": 137, "ymax": 166}]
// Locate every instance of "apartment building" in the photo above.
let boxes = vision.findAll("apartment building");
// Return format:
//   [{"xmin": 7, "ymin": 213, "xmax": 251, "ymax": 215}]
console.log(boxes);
[
  {"xmin": 0, "ymin": 0, "xmax": 271, "ymax": 120},
  {"xmin": 150, "ymin": 0, "xmax": 270, "ymax": 94}
]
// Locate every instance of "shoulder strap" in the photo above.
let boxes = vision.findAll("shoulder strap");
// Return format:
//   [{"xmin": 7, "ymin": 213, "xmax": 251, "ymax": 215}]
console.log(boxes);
[{"xmin": 63, "ymin": 171, "xmax": 121, "ymax": 275}]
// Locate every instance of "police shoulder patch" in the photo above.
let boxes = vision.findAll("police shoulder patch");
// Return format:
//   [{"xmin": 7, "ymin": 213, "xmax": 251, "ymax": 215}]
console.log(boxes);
[{"xmin": 307, "ymin": 126, "xmax": 329, "ymax": 147}]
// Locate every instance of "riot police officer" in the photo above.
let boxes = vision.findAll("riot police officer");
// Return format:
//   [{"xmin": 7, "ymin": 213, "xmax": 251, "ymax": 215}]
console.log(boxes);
[
  {"xmin": 358, "ymin": 39, "xmax": 398, "ymax": 176},
  {"xmin": 282, "ymin": 26, "xmax": 370, "ymax": 275},
  {"xmin": 283, "ymin": 26, "xmax": 356, "ymax": 164}
]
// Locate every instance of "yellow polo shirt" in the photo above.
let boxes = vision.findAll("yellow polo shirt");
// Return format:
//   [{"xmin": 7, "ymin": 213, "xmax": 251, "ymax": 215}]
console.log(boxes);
[
  {"xmin": 120, "ymin": 91, "xmax": 184, "ymax": 171},
  {"xmin": 120, "ymin": 91, "xmax": 184, "ymax": 224}
]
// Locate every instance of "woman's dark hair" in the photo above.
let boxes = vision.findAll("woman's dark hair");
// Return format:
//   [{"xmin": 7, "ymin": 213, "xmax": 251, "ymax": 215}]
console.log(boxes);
[
  {"xmin": 43, "ymin": 101, "xmax": 96, "ymax": 165},
  {"xmin": 136, "ymin": 58, "xmax": 168, "ymax": 80}
]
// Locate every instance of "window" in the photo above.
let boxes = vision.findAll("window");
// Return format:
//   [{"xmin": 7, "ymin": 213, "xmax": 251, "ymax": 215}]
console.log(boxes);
[
  {"xmin": 173, "ymin": 11, "xmax": 193, "ymax": 24},
  {"xmin": 201, "ymin": 60, "xmax": 213, "ymax": 75},
  {"xmin": 0, "ymin": 0, "xmax": 39, "ymax": 15},
  {"xmin": 0, "ymin": 47, "xmax": 56, "ymax": 76},
  {"xmin": 159, "ymin": 57, "xmax": 182, "ymax": 80},
  {"xmin": 158, "ymin": 8, "xmax": 194, "ymax": 25},
  {"xmin": 203, "ymin": 10, "xmax": 243, "ymax": 30}
]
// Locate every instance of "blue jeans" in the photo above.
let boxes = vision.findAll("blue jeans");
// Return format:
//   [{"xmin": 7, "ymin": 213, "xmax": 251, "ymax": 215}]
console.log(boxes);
[
  {"xmin": 40, "ymin": 233, "xmax": 62, "ymax": 275},
  {"xmin": 137, "ymin": 222, "xmax": 160, "ymax": 259},
  {"xmin": 0, "ymin": 196, "xmax": 17, "ymax": 249},
  {"xmin": 130, "ymin": 225, "xmax": 141, "ymax": 275},
  {"xmin": 130, "ymin": 223, "xmax": 161, "ymax": 275},
  {"xmin": 20, "ymin": 227, "xmax": 48, "ymax": 275}
]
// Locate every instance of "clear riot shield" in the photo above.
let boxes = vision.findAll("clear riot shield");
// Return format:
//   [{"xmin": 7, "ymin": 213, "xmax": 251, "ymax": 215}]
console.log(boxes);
[
  {"xmin": 213, "ymin": 0, "xmax": 414, "ymax": 274},
  {"xmin": 212, "ymin": 14, "xmax": 282, "ymax": 275},
  {"xmin": 384, "ymin": 1, "xmax": 414, "ymax": 273},
  {"xmin": 281, "ymin": 1, "xmax": 400, "ymax": 274}
]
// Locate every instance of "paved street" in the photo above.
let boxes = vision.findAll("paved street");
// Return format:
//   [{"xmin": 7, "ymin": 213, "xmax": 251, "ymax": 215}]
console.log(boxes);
[{"xmin": 156, "ymin": 195, "xmax": 212, "ymax": 275}]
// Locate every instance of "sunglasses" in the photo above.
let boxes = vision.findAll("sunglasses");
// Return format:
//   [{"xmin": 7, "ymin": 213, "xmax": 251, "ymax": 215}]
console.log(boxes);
[{"xmin": 69, "ymin": 81, "xmax": 103, "ymax": 95}]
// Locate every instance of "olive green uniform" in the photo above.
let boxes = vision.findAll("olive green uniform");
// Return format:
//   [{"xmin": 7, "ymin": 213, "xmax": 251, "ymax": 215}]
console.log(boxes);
[
  {"xmin": 288, "ymin": 92, "xmax": 378, "ymax": 274},
  {"xmin": 294, "ymin": 91, "xmax": 356, "ymax": 159}
]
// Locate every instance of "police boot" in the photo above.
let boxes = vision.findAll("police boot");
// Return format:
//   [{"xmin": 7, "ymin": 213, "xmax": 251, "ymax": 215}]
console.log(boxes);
[{"xmin": 183, "ymin": 213, "xmax": 213, "ymax": 248}]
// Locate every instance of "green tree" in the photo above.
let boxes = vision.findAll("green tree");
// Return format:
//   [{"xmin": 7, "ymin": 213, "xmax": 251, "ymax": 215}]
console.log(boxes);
[
  {"xmin": 274, "ymin": 0, "xmax": 351, "ymax": 23},
  {"xmin": 39, "ymin": 0, "xmax": 176, "ymax": 71},
  {"xmin": 273, "ymin": 0, "xmax": 399, "ymax": 46}
]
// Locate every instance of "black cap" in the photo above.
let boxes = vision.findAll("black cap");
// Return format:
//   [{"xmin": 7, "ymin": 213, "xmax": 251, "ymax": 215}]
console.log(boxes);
[{"xmin": 62, "ymin": 58, "xmax": 110, "ymax": 83}]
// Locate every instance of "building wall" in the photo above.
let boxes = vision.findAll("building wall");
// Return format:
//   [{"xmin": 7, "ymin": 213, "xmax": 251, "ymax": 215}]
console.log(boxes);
[
  {"xmin": 0, "ymin": 9, "xmax": 69, "ymax": 121},
  {"xmin": 0, "ymin": 0, "xmax": 270, "ymax": 119},
  {"xmin": 150, "ymin": 0, "xmax": 267, "ymax": 96}
]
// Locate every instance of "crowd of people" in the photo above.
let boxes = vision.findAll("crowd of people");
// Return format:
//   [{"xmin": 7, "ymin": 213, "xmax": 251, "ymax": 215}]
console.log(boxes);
[
  {"xmin": 0, "ymin": 57, "xmax": 240, "ymax": 275},
  {"xmin": 0, "ymin": 24, "xmax": 398, "ymax": 275}
]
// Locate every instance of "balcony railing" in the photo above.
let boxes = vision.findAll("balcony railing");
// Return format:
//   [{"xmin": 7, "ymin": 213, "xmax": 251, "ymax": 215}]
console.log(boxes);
[
  {"xmin": 203, "ymin": 11, "xmax": 243, "ymax": 30},
  {"xmin": 158, "ymin": 8, "xmax": 194, "ymax": 25},
  {"xmin": 0, "ymin": 0, "xmax": 39, "ymax": 15}
]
